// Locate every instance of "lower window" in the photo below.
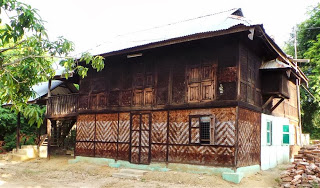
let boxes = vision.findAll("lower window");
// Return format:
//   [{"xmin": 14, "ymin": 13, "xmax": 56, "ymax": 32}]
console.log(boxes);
[{"xmin": 190, "ymin": 115, "xmax": 215, "ymax": 144}]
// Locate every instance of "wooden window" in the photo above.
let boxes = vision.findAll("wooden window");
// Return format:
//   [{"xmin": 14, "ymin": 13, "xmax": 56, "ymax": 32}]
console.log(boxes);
[
  {"xmin": 201, "ymin": 81, "xmax": 213, "ymax": 101},
  {"xmin": 187, "ymin": 64, "xmax": 215, "ymax": 102},
  {"xmin": 282, "ymin": 125, "xmax": 290, "ymax": 145},
  {"xmin": 266, "ymin": 120, "xmax": 272, "ymax": 145},
  {"xmin": 190, "ymin": 116, "xmax": 215, "ymax": 145},
  {"xmin": 202, "ymin": 65, "xmax": 213, "ymax": 80},
  {"xmin": 189, "ymin": 66, "xmax": 201, "ymax": 83},
  {"xmin": 144, "ymin": 88, "xmax": 153, "ymax": 105},
  {"xmin": 133, "ymin": 89, "xmax": 144, "ymax": 106},
  {"xmin": 188, "ymin": 83, "xmax": 200, "ymax": 102}
]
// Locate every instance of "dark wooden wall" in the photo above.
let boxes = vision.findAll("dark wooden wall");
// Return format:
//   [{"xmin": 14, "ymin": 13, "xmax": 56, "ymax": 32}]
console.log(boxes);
[
  {"xmin": 78, "ymin": 34, "xmax": 240, "ymax": 113},
  {"xmin": 238, "ymin": 42, "xmax": 262, "ymax": 107}
]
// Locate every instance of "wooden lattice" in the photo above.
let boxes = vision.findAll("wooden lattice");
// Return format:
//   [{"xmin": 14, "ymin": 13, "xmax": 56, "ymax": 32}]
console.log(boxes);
[{"xmin": 237, "ymin": 108, "xmax": 261, "ymax": 167}]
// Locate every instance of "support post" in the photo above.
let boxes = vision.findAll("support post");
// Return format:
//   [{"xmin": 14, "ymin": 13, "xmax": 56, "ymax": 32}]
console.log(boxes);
[
  {"xmin": 47, "ymin": 118, "xmax": 51, "ymax": 159},
  {"xmin": 16, "ymin": 112, "xmax": 21, "ymax": 150}
]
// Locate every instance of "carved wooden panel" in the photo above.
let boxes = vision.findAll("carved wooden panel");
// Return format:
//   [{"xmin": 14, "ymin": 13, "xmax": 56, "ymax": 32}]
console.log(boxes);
[
  {"xmin": 144, "ymin": 88, "xmax": 153, "ymax": 105},
  {"xmin": 121, "ymin": 90, "xmax": 132, "ymax": 106},
  {"xmin": 76, "ymin": 115, "xmax": 95, "ymax": 141},
  {"xmin": 95, "ymin": 114, "xmax": 118, "ymax": 142},
  {"xmin": 188, "ymin": 66, "xmax": 200, "ymax": 83},
  {"xmin": 156, "ymin": 63, "xmax": 169, "ymax": 105},
  {"xmin": 201, "ymin": 81, "xmax": 214, "ymax": 101},
  {"xmin": 151, "ymin": 111, "xmax": 167, "ymax": 144},
  {"xmin": 95, "ymin": 143, "xmax": 117, "ymax": 158},
  {"xmin": 134, "ymin": 73, "xmax": 144, "ymax": 88},
  {"xmin": 109, "ymin": 90, "xmax": 120, "ymax": 106},
  {"xmin": 145, "ymin": 73, "xmax": 153, "ymax": 87},
  {"xmin": 133, "ymin": 89, "xmax": 143, "ymax": 106},
  {"xmin": 240, "ymin": 82, "xmax": 247, "ymax": 102},
  {"xmin": 218, "ymin": 67, "xmax": 237, "ymax": 83},
  {"xmin": 172, "ymin": 62, "xmax": 185, "ymax": 104},
  {"xmin": 237, "ymin": 108, "xmax": 261, "ymax": 167},
  {"xmin": 202, "ymin": 65, "xmax": 213, "ymax": 80},
  {"xmin": 78, "ymin": 95, "xmax": 89, "ymax": 110},
  {"xmin": 89, "ymin": 95, "xmax": 97, "ymax": 110},
  {"xmin": 188, "ymin": 83, "xmax": 200, "ymax": 102},
  {"xmin": 97, "ymin": 93, "xmax": 107, "ymax": 109}
]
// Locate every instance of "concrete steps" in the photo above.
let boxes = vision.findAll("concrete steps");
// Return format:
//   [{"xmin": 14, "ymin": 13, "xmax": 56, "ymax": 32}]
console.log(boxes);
[
  {"xmin": 7, "ymin": 145, "xmax": 46, "ymax": 161},
  {"xmin": 112, "ymin": 169, "xmax": 148, "ymax": 180}
]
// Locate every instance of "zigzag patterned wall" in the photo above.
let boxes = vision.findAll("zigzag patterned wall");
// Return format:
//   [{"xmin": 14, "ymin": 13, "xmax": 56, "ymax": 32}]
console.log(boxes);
[
  {"xmin": 237, "ymin": 108, "xmax": 261, "ymax": 167},
  {"xmin": 75, "ymin": 107, "xmax": 239, "ymax": 167}
]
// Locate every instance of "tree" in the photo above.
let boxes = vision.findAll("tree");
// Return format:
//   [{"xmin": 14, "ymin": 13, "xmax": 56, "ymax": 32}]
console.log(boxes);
[
  {"xmin": 0, "ymin": 0, "xmax": 104, "ymax": 126},
  {"xmin": 284, "ymin": 3, "xmax": 320, "ymax": 138}
]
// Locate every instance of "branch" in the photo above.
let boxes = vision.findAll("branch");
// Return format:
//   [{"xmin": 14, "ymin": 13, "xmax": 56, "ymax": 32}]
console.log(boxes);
[
  {"xmin": 0, "ymin": 40, "xmax": 26, "ymax": 53},
  {"xmin": 1, "ymin": 55, "xmax": 75, "ymax": 68}
]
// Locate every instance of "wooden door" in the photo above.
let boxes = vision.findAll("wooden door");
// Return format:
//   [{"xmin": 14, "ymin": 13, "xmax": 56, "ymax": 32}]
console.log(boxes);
[{"xmin": 130, "ymin": 113, "xmax": 151, "ymax": 164}]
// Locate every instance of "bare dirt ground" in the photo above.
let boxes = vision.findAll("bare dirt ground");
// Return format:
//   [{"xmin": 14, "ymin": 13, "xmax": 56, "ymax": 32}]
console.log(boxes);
[{"xmin": 0, "ymin": 155, "xmax": 286, "ymax": 188}]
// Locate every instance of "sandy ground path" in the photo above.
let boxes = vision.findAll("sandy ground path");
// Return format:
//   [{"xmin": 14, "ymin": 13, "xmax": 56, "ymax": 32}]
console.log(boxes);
[{"xmin": 0, "ymin": 155, "xmax": 285, "ymax": 188}]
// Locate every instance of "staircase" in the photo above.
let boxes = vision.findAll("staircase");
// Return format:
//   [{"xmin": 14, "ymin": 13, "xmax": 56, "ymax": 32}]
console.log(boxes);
[
  {"xmin": 7, "ymin": 145, "xmax": 38, "ymax": 161},
  {"xmin": 6, "ymin": 135, "xmax": 48, "ymax": 161},
  {"xmin": 112, "ymin": 169, "xmax": 148, "ymax": 180}
]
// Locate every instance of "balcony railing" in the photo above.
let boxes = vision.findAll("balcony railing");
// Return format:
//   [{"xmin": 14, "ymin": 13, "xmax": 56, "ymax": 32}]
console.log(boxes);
[{"xmin": 47, "ymin": 94, "xmax": 78, "ymax": 118}]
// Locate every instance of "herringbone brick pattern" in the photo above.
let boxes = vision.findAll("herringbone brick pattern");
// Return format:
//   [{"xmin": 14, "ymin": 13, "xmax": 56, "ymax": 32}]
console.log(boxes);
[
  {"xmin": 151, "ymin": 111, "xmax": 167, "ymax": 144},
  {"xmin": 237, "ymin": 108, "xmax": 260, "ymax": 167},
  {"xmin": 76, "ymin": 115, "xmax": 95, "ymax": 141},
  {"xmin": 95, "ymin": 142, "xmax": 117, "ymax": 158}
]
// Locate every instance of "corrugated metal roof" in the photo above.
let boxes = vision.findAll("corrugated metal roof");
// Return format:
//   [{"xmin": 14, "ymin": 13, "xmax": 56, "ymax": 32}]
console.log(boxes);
[
  {"xmin": 87, "ymin": 8, "xmax": 255, "ymax": 56},
  {"xmin": 29, "ymin": 80, "xmax": 63, "ymax": 102},
  {"xmin": 260, "ymin": 59, "xmax": 291, "ymax": 70}
]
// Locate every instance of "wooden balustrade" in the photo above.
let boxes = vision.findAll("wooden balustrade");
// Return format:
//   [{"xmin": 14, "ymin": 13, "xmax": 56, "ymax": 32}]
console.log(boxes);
[{"xmin": 47, "ymin": 94, "xmax": 78, "ymax": 118}]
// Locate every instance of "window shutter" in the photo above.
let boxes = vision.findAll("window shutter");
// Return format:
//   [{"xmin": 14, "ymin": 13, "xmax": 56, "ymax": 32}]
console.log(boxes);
[
  {"xmin": 190, "ymin": 117, "xmax": 200, "ymax": 144},
  {"xmin": 283, "ymin": 125, "xmax": 290, "ymax": 144},
  {"xmin": 210, "ymin": 116, "xmax": 215, "ymax": 145}
]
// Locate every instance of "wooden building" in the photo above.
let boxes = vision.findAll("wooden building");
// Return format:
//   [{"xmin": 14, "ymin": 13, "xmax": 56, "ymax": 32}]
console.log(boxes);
[{"xmin": 46, "ymin": 8, "xmax": 307, "ymax": 169}]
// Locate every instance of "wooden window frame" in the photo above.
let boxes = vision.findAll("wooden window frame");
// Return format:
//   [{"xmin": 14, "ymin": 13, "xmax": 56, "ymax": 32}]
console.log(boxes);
[
  {"xmin": 189, "ymin": 115, "xmax": 215, "ymax": 145},
  {"xmin": 187, "ymin": 64, "xmax": 216, "ymax": 103},
  {"xmin": 266, "ymin": 120, "xmax": 272, "ymax": 146},
  {"xmin": 282, "ymin": 125, "xmax": 290, "ymax": 145}
]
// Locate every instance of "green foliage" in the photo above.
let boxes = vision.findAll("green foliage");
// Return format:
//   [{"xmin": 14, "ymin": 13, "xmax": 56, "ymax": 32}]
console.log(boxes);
[
  {"xmin": 0, "ymin": 106, "xmax": 17, "ymax": 140},
  {"xmin": 3, "ymin": 133, "xmax": 16, "ymax": 151},
  {"xmin": 284, "ymin": 3, "xmax": 320, "ymax": 138},
  {"xmin": 0, "ymin": 0, "xmax": 105, "ymax": 128},
  {"xmin": 0, "ymin": 106, "xmax": 39, "ymax": 151}
]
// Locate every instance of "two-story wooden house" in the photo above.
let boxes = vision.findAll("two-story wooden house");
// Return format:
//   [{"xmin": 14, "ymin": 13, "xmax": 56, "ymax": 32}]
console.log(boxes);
[{"xmin": 46, "ymin": 8, "xmax": 307, "ymax": 175}]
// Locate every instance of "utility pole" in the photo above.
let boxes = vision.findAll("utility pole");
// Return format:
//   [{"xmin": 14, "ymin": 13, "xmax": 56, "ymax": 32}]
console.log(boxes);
[{"xmin": 294, "ymin": 26, "xmax": 303, "ymax": 146}]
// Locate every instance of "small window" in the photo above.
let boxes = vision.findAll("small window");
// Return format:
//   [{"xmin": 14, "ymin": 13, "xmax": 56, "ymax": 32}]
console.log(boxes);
[
  {"xmin": 266, "ymin": 120, "xmax": 272, "ymax": 145},
  {"xmin": 283, "ymin": 125, "xmax": 290, "ymax": 145},
  {"xmin": 190, "ymin": 116, "xmax": 215, "ymax": 145},
  {"xmin": 200, "ymin": 117, "xmax": 211, "ymax": 144}
]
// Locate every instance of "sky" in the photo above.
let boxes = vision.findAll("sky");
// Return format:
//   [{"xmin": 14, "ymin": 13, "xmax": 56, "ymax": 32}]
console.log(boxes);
[{"xmin": 17, "ymin": 0, "xmax": 320, "ymax": 56}]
